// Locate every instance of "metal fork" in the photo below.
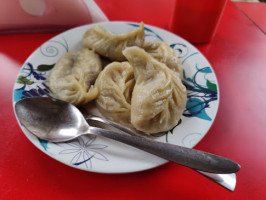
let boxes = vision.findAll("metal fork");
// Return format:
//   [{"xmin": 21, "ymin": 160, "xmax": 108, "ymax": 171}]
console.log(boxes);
[{"xmin": 26, "ymin": 83, "xmax": 237, "ymax": 191}]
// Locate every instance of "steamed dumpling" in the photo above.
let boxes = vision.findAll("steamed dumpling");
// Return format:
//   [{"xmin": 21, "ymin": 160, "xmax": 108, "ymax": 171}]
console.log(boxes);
[
  {"xmin": 82, "ymin": 22, "xmax": 145, "ymax": 61},
  {"xmin": 48, "ymin": 49, "xmax": 102, "ymax": 105},
  {"xmin": 95, "ymin": 62, "xmax": 135, "ymax": 127},
  {"xmin": 144, "ymin": 41, "xmax": 183, "ymax": 79},
  {"xmin": 123, "ymin": 46, "xmax": 187, "ymax": 134}
]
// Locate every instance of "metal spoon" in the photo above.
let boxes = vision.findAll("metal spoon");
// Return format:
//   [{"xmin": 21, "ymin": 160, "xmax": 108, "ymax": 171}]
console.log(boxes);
[{"xmin": 15, "ymin": 97, "xmax": 240, "ymax": 174}]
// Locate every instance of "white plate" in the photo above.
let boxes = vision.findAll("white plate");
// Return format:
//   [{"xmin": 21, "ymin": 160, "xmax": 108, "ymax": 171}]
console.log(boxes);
[{"xmin": 13, "ymin": 21, "xmax": 219, "ymax": 173}]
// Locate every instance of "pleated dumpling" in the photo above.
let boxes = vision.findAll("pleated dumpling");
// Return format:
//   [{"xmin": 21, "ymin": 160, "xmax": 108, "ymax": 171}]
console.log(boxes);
[
  {"xmin": 123, "ymin": 46, "xmax": 187, "ymax": 134},
  {"xmin": 144, "ymin": 41, "xmax": 183, "ymax": 79},
  {"xmin": 48, "ymin": 49, "xmax": 102, "ymax": 105},
  {"xmin": 82, "ymin": 22, "xmax": 145, "ymax": 61},
  {"xmin": 95, "ymin": 62, "xmax": 135, "ymax": 127}
]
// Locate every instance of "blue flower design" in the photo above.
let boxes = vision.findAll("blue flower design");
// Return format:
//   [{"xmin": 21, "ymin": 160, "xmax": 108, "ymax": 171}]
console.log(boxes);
[{"xmin": 58, "ymin": 136, "xmax": 108, "ymax": 169}]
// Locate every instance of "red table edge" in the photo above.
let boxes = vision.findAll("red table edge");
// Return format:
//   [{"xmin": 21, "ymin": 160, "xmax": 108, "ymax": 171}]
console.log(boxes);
[{"xmin": 233, "ymin": 1, "xmax": 266, "ymax": 35}]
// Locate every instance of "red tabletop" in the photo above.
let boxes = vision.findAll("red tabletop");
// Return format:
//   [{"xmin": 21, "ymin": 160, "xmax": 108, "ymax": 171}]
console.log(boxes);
[
  {"xmin": 1, "ymin": 1, "xmax": 266, "ymax": 199},
  {"xmin": 234, "ymin": 1, "xmax": 266, "ymax": 34}
]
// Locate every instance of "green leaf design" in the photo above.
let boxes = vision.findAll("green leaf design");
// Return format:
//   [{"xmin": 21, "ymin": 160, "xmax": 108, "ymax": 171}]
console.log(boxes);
[
  {"xmin": 206, "ymin": 80, "xmax": 217, "ymax": 92},
  {"xmin": 17, "ymin": 75, "xmax": 34, "ymax": 85},
  {"xmin": 37, "ymin": 63, "xmax": 55, "ymax": 71}
]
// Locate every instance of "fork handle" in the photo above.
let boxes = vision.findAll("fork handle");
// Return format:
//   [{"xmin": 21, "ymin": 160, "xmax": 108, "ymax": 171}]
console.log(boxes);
[
  {"xmin": 88, "ymin": 126, "xmax": 240, "ymax": 174},
  {"xmin": 86, "ymin": 116, "xmax": 237, "ymax": 191}
]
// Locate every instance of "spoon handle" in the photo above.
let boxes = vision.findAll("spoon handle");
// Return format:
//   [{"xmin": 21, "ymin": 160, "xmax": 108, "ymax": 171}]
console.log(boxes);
[{"xmin": 89, "ymin": 126, "xmax": 240, "ymax": 174}]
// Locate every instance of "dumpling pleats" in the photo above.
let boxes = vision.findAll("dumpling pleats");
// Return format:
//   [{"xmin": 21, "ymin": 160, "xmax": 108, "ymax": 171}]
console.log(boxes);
[
  {"xmin": 123, "ymin": 46, "xmax": 187, "ymax": 134},
  {"xmin": 95, "ymin": 62, "xmax": 135, "ymax": 127},
  {"xmin": 82, "ymin": 22, "xmax": 145, "ymax": 61},
  {"xmin": 48, "ymin": 49, "xmax": 102, "ymax": 105},
  {"xmin": 144, "ymin": 41, "xmax": 183, "ymax": 79}
]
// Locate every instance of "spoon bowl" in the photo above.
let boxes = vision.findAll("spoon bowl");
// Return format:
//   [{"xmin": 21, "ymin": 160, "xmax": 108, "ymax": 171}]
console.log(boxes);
[{"xmin": 15, "ymin": 97, "xmax": 87, "ymax": 142}]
